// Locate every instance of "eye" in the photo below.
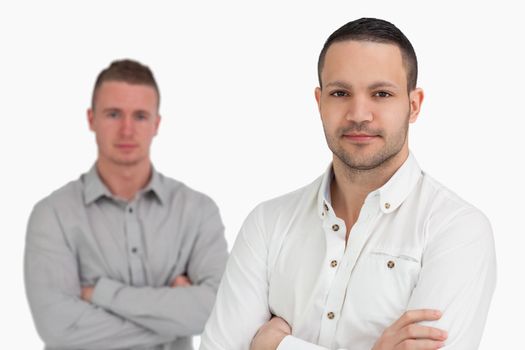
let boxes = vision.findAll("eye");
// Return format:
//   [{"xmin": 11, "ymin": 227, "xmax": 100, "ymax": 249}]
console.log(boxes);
[
  {"xmin": 135, "ymin": 113, "xmax": 148, "ymax": 121},
  {"xmin": 373, "ymin": 91, "xmax": 392, "ymax": 98},
  {"xmin": 107, "ymin": 110, "xmax": 120, "ymax": 119},
  {"xmin": 330, "ymin": 90, "xmax": 349, "ymax": 97}
]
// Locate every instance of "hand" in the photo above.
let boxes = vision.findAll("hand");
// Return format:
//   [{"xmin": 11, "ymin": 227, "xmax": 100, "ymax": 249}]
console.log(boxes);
[
  {"xmin": 81, "ymin": 286, "xmax": 94, "ymax": 302},
  {"xmin": 250, "ymin": 316, "xmax": 291, "ymax": 350},
  {"xmin": 171, "ymin": 275, "xmax": 192, "ymax": 288},
  {"xmin": 372, "ymin": 309, "xmax": 448, "ymax": 350}
]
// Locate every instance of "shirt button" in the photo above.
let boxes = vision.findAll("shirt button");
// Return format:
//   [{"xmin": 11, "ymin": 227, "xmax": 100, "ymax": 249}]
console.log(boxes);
[
  {"xmin": 384, "ymin": 203, "xmax": 391, "ymax": 209},
  {"xmin": 327, "ymin": 312, "xmax": 335, "ymax": 319},
  {"xmin": 324, "ymin": 203, "xmax": 329, "ymax": 212},
  {"xmin": 330, "ymin": 260, "xmax": 338, "ymax": 268},
  {"xmin": 128, "ymin": 207, "xmax": 133, "ymax": 213},
  {"xmin": 332, "ymin": 224, "xmax": 339, "ymax": 232},
  {"xmin": 131, "ymin": 247, "xmax": 138, "ymax": 254},
  {"xmin": 387, "ymin": 260, "xmax": 395, "ymax": 268}
]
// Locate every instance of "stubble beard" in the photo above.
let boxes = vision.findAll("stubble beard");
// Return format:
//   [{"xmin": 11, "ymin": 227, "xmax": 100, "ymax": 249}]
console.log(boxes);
[{"xmin": 324, "ymin": 114, "xmax": 410, "ymax": 173}]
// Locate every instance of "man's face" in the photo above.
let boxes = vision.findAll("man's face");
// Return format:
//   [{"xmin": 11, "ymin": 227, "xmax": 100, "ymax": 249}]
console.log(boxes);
[
  {"xmin": 315, "ymin": 40, "xmax": 423, "ymax": 171},
  {"xmin": 88, "ymin": 81, "xmax": 160, "ymax": 168}
]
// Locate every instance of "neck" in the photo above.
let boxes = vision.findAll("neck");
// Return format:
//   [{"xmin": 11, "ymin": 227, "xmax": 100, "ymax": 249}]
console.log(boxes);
[
  {"xmin": 330, "ymin": 149, "xmax": 409, "ymax": 239},
  {"xmin": 96, "ymin": 158, "xmax": 152, "ymax": 201}
]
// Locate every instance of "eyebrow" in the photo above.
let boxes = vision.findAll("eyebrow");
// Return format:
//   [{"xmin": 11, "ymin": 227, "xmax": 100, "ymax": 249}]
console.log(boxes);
[
  {"xmin": 101, "ymin": 108, "xmax": 151, "ymax": 115},
  {"xmin": 325, "ymin": 81, "xmax": 352, "ymax": 90},
  {"xmin": 101, "ymin": 107, "xmax": 121, "ymax": 114},
  {"xmin": 368, "ymin": 81, "xmax": 400, "ymax": 90},
  {"xmin": 324, "ymin": 80, "xmax": 400, "ymax": 90}
]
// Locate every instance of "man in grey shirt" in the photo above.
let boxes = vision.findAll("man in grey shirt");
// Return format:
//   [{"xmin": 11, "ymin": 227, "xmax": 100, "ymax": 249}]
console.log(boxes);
[{"xmin": 24, "ymin": 59, "xmax": 228, "ymax": 350}]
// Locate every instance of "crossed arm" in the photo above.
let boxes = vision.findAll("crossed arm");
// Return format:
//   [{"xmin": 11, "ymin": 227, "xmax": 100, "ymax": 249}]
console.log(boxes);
[
  {"xmin": 200, "ymin": 206, "xmax": 496, "ymax": 350},
  {"xmin": 81, "ymin": 275, "xmax": 192, "ymax": 302},
  {"xmin": 25, "ymin": 198, "xmax": 227, "ymax": 349},
  {"xmin": 252, "ymin": 311, "xmax": 447, "ymax": 350}
]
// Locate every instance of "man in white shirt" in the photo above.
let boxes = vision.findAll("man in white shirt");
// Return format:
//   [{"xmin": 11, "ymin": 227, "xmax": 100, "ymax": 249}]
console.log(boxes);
[{"xmin": 200, "ymin": 18, "xmax": 496, "ymax": 350}]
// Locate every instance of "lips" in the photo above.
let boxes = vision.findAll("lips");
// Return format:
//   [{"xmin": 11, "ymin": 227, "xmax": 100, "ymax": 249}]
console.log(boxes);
[
  {"xmin": 115, "ymin": 143, "xmax": 138, "ymax": 150},
  {"xmin": 343, "ymin": 133, "xmax": 378, "ymax": 142}
]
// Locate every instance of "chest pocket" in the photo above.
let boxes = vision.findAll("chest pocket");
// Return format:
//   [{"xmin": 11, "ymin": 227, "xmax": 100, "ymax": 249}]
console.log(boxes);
[{"xmin": 345, "ymin": 248, "xmax": 421, "ymax": 324}]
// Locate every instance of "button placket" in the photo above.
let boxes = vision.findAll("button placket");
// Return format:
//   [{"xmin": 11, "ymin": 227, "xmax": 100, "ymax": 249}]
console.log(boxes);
[
  {"xmin": 125, "ymin": 202, "xmax": 146, "ymax": 286},
  {"xmin": 319, "ymin": 199, "xmax": 380, "ymax": 347},
  {"xmin": 318, "ymin": 209, "xmax": 347, "ymax": 346},
  {"xmin": 325, "ymin": 218, "xmax": 345, "ymax": 275}
]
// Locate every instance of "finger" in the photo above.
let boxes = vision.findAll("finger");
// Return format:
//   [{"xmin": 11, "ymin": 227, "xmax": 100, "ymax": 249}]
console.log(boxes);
[
  {"xmin": 399, "ymin": 324, "xmax": 447, "ymax": 342},
  {"xmin": 391, "ymin": 309, "xmax": 442, "ymax": 331},
  {"xmin": 172, "ymin": 275, "xmax": 191, "ymax": 287},
  {"xmin": 396, "ymin": 338, "xmax": 445, "ymax": 350}
]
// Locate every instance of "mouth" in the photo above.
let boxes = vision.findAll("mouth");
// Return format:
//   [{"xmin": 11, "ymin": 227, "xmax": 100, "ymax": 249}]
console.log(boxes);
[
  {"xmin": 342, "ymin": 133, "xmax": 379, "ymax": 142},
  {"xmin": 115, "ymin": 143, "xmax": 138, "ymax": 151}
]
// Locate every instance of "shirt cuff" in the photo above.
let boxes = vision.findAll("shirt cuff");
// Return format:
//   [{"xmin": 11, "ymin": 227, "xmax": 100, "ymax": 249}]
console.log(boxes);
[
  {"xmin": 277, "ymin": 335, "xmax": 327, "ymax": 350},
  {"xmin": 91, "ymin": 277, "xmax": 122, "ymax": 309}
]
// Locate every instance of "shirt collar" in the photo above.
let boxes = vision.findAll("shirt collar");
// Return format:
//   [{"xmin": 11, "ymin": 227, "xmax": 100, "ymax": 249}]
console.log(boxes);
[
  {"xmin": 144, "ymin": 167, "xmax": 166, "ymax": 205},
  {"xmin": 317, "ymin": 152, "xmax": 422, "ymax": 218},
  {"xmin": 377, "ymin": 152, "xmax": 422, "ymax": 213},
  {"xmin": 83, "ymin": 164, "xmax": 166, "ymax": 205},
  {"xmin": 317, "ymin": 164, "xmax": 334, "ymax": 218},
  {"xmin": 83, "ymin": 165, "xmax": 111, "ymax": 205}
]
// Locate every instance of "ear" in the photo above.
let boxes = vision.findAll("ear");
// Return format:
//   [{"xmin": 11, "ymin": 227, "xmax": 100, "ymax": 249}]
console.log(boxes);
[
  {"xmin": 87, "ymin": 108, "xmax": 95, "ymax": 131},
  {"xmin": 408, "ymin": 88, "xmax": 424, "ymax": 123},
  {"xmin": 314, "ymin": 87, "xmax": 322, "ymax": 114},
  {"xmin": 154, "ymin": 114, "xmax": 161, "ymax": 136}
]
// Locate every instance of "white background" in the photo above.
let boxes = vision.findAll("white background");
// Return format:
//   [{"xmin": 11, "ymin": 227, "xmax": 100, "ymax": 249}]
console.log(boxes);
[{"xmin": 1, "ymin": 0, "xmax": 522, "ymax": 348}]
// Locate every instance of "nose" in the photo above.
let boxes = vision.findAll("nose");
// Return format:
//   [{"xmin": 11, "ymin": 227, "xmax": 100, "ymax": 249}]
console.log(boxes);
[
  {"xmin": 345, "ymin": 95, "xmax": 373, "ymax": 123},
  {"xmin": 119, "ymin": 115, "xmax": 134, "ymax": 137}
]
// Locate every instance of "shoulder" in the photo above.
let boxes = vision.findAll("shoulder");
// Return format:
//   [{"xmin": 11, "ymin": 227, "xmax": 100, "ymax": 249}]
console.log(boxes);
[
  {"xmin": 419, "ymin": 172, "xmax": 493, "ymax": 246},
  {"xmin": 256, "ymin": 175, "xmax": 321, "ymax": 215},
  {"xmin": 156, "ymin": 172, "xmax": 219, "ymax": 212},
  {"xmin": 26, "ymin": 176, "xmax": 85, "ymax": 239},
  {"xmin": 30, "ymin": 176, "xmax": 84, "ymax": 217},
  {"xmin": 244, "ymin": 175, "xmax": 323, "ymax": 234},
  {"xmin": 420, "ymin": 172, "xmax": 488, "ymax": 221}
]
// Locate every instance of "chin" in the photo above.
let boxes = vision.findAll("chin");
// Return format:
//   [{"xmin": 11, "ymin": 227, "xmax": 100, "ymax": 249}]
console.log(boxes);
[{"xmin": 109, "ymin": 157, "xmax": 143, "ymax": 167}]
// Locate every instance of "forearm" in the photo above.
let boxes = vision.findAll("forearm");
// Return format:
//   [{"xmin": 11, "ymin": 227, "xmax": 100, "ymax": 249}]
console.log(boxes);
[
  {"xmin": 277, "ymin": 336, "xmax": 330, "ymax": 350},
  {"xmin": 27, "ymin": 291, "xmax": 171, "ymax": 349},
  {"xmin": 92, "ymin": 277, "xmax": 218, "ymax": 338},
  {"xmin": 25, "ymin": 246, "xmax": 171, "ymax": 349},
  {"xmin": 25, "ymin": 200, "xmax": 171, "ymax": 349},
  {"xmin": 90, "ymin": 209, "xmax": 227, "ymax": 338}
]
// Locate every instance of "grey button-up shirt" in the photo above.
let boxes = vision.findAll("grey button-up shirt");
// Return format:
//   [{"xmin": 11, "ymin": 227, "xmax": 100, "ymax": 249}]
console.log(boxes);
[{"xmin": 25, "ymin": 166, "xmax": 228, "ymax": 350}]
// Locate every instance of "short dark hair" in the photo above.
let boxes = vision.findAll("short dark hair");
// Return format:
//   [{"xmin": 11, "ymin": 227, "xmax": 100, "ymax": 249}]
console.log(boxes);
[
  {"xmin": 317, "ymin": 18, "xmax": 418, "ymax": 91},
  {"xmin": 91, "ymin": 59, "xmax": 160, "ymax": 109}
]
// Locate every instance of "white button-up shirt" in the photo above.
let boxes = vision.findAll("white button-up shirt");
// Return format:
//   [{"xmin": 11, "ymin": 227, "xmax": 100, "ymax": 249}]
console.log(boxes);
[{"xmin": 200, "ymin": 153, "xmax": 496, "ymax": 350}]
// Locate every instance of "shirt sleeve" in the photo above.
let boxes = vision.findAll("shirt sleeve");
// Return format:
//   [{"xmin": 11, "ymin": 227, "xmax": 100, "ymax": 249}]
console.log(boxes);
[
  {"xmin": 277, "ymin": 336, "xmax": 330, "ymax": 349},
  {"xmin": 90, "ymin": 197, "xmax": 229, "ymax": 339},
  {"xmin": 406, "ymin": 207, "xmax": 497, "ymax": 349},
  {"xmin": 200, "ymin": 204, "xmax": 273, "ymax": 350},
  {"xmin": 269, "ymin": 208, "xmax": 496, "ymax": 350},
  {"xmin": 24, "ymin": 199, "xmax": 171, "ymax": 349},
  {"xmin": 268, "ymin": 208, "xmax": 496, "ymax": 350}
]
